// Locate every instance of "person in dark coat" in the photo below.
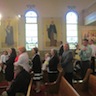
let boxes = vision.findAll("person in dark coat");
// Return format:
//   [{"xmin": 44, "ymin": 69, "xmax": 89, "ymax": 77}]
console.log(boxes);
[
  {"xmin": 2, "ymin": 65, "xmax": 31, "ymax": 96},
  {"xmin": 31, "ymin": 47, "xmax": 42, "ymax": 93},
  {"xmin": 48, "ymin": 48, "xmax": 59, "ymax": 82},
  {"xmin": 5, "ymin": 48, "xmax": 16, "ymax": 86},
  {"xmin": 61, "ymin": 43, "xmax": 73, "ymax": 86},
  {"xmin": 58, "ymin": 41, "xmax": 64, "ymax": 60}
]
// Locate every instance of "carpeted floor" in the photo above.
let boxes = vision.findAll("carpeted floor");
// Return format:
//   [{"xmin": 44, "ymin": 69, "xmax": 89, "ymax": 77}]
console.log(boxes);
[{"xmin": 30, "ymin": 84, "xmax": 46, "ymax": 96}]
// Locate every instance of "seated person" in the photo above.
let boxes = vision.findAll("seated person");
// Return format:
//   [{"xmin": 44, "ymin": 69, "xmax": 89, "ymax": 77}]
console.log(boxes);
[{"xmin": 2, "ymin": 65, "xmax": 31, "ymax": 96}]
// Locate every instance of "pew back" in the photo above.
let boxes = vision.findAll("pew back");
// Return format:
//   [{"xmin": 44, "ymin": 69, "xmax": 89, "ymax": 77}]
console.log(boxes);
[
  {"xmin": 88, "ymin": 75, "xmax": 96, "ymax": 96},
  {"xmin": 58, "ymin": 77, "xmax": 80, "ymax": 96},
  {"xmin": 45, "ymin": 75, "xmax": 80, "ymax": 96},
  {"xmin": 26, "ymin": 78, "xmax": 33, "ymax": 96}
]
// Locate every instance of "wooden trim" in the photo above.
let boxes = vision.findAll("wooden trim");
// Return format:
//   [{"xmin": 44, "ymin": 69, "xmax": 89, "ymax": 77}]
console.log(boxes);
[{"xmin": 26, "ymin": 78, "xmax": 33, "ymax": 96}]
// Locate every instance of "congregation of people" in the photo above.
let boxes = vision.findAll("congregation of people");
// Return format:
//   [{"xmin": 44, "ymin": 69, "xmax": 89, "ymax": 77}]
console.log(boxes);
[{"xmin": 0, "ymin": 38, "xmax": 96, "ymax": 96}]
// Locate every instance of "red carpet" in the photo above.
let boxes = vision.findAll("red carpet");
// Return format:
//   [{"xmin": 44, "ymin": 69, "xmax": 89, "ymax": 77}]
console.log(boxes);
[{"xmin": 0, "ymin": 81, "xmax": 8, "ymax": 87}]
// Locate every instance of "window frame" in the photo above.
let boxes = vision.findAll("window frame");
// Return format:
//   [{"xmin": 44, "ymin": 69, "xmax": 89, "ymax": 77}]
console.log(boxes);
[
  {"xmin": 25, "ymin": 10, "xmax": 38, "ymax": 51},
  {"xmin": 66, "ymin": 11, "xmax": 78, "ymax": 49}
]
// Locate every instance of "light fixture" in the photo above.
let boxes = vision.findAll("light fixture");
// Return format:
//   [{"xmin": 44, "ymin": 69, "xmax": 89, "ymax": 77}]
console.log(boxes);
[{"xmin": 18, "ymin": 14, "xmax": 21, "ymax": 18}]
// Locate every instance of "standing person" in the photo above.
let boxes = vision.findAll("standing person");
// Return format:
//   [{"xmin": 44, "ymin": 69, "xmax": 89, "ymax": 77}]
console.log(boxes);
[
  {"xmin": 79, "ymin": 39, "xmax": 92, "ymax": 79},
  {"xmin": 89, "ymin": 39, "xmax": 96, "ymax": 74},
  {"xmin": 48, "ymin": 48, "xmax": 59, "ymax": 82},
  {"xmin": 31, "ymin": 47, "xmax": 42, "ymax": 93},
  {"xmin": 5, "ymin": 48, "xmax": 16, "ymax": 87},
  {"xmin": 61, "ymin": 43, "xmax": 73, "ymax": 86},
  {"xmin": 58, "ymin": 41, "xmax": 64, "ymax": 61},
  {"xmin": 14, "ymin": 46, "xmax": 30, "ymax": 72}
]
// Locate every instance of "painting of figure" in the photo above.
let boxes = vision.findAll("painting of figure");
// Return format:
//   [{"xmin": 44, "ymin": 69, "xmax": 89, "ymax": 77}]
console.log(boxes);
[
  {"xmin": 0, "ymin": 18, "xmax": 18, "ymax": 48},
  {"xmin": 43, "ymin": 17, "xmax": 62, "ymax": 48},
  {"xmin": 5, "ymin": 23, "xmax": 14, "ymax": 46},
  {"xmin": 47, "ymin": 21, "xmax": 57, "ymax": 46}
]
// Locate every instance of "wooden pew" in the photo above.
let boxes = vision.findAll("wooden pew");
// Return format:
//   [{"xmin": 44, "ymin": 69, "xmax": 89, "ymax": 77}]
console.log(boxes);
[
  {"xmin": 45, "ymin": 70, "xmax": 80, "ymax": 96},
  {"xmin": 75, "ymin": 68, "xmax": 96, "ymax": 96},
  {"xmin": 58, "ymin": 76, "xmax": 80, "ymax": 96},
  {"xmin": 26, "ymin": 78, "xmax": 33, "ymax": 96},
  {"xmin": 87, "ymin": 75, "xmax": 96, "ymax": 96}
]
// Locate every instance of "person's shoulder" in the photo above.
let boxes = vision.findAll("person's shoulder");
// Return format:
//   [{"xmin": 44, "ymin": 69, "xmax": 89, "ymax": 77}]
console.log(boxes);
[{"xmin": 88, "ymin": 45, "xmax": 92, "ymax": 49}]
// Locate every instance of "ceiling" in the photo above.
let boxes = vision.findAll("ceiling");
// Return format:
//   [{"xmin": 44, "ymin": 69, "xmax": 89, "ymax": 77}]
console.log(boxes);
[{"xmin": 0, "ymin": 0, "xmax": 96, "ymax": 18}]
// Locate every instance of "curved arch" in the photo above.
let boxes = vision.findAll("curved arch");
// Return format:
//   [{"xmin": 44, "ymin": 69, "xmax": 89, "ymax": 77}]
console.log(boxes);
[
  {"xmin": 24, "ymin": 8, "xmax": 39, "ymax": 17},
  {"xmin": 25, "ymin": 11, "xmax": 37, "ymax": 17},
  {"xmin": 66, "ymin": 12, "xmax": 78, "ymax": 23}
]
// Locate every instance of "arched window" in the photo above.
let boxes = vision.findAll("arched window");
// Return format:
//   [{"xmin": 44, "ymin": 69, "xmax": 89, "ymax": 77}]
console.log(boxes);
[
  {"xmin": 25, "ymin": 10, "xmax": 38, "ymax": 51},
  {"xmin": 66, "ymin": 11, "xmax": 78, "ymax": 49}
]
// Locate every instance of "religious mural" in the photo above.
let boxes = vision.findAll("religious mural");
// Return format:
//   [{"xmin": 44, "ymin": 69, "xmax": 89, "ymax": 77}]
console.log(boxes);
[
  {"xmin": 43, "ymin": 17, "xmax": 62, "ymax": 48},
  {"xmin": 0, "ymin": 18, "xmax": 18, "ymax": 48}
]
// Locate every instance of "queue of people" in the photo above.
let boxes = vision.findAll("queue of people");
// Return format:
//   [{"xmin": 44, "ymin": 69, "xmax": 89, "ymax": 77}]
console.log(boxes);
[{"xmin": 0, "ymin": 39, "xmax": 95, "ymax": 96}]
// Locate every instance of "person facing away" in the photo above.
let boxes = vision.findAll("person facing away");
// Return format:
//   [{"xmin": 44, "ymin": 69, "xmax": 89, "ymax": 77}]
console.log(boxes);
[
  {"xmin": 31, "ymin": 47, "xmax": 42, "ymax": 93},
  {"xmin": 79, "ymin": 39, "xmax": 92, "ymax": 79},
  {"xmin": 61, "ymin": 43, "xmax": 73, "ymax": 86},
  {"xmin": 58, "ymin": 41, "xmax": 64, "ymax": 61},
  {"xmin": 2, "ymin": 65, "xmax": 31, "ymax": 96},
  {"xmin": 48, "ymin": 48, "xmax": 59, "ymax": 82},
  {"xmin": 5, "ymin": 48, "xmax": 17, "ymax": 87}
]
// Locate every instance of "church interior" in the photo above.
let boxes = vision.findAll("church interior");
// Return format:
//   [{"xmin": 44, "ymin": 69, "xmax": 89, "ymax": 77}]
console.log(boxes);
[{"xmin": 0, "ymin": 0, "xmax": 96, "ymax": 96}]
